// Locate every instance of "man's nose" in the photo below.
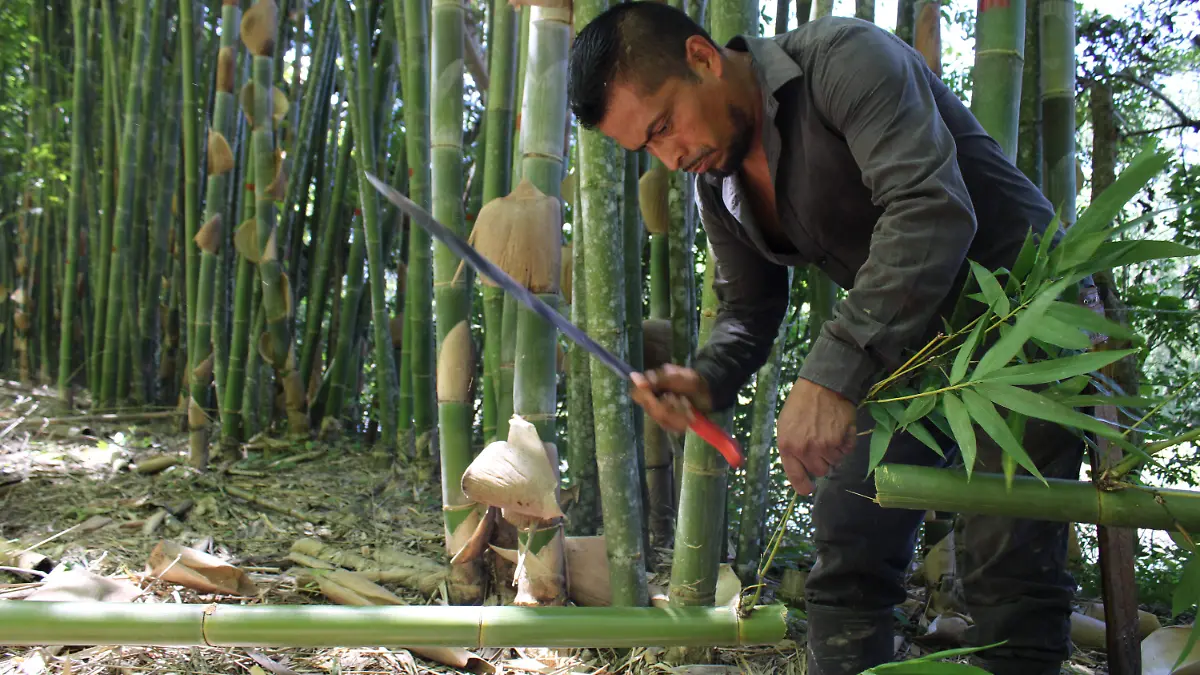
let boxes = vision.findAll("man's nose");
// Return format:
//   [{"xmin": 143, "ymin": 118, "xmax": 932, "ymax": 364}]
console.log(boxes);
[{"xmin": 654, "ymin": 144, "xmax": 686, "ymax": 172}]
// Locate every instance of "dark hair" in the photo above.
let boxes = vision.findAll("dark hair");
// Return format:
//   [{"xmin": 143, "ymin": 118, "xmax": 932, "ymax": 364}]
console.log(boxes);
[{"xmin": 568, "ymin": 2, "xmax": 717, "ymax": 129}]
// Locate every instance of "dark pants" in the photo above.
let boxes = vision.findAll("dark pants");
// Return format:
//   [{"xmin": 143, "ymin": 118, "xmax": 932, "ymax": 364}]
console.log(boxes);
[{"xmin": 803, "ymin": 405, "xmax": 1084, "ymax": 675}]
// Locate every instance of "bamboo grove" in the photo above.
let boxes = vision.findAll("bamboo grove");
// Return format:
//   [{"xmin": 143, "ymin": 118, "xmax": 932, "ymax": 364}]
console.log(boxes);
[{"xmin": 1, "ymin": 0, "xmax": 1198, "ymax": 655}]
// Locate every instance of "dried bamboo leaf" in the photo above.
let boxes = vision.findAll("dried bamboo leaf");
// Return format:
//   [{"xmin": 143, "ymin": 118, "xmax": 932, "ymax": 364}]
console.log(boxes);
[
  {"xmin": 147, "ymin": 539, "xmax": 259, "ymax": 596},
  {"xmin": 24, "ymin": 568, "xmax": 141, "ymax": 603},
  {"xmin": 408, "ymin": 647, "xmax": 494, "ymax": 674},
  {"xmin": 325, "ymin": 570, "xmax": 406, "ymax": 605}
]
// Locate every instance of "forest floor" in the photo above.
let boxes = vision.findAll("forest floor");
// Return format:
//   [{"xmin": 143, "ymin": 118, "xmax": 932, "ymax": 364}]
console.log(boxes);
[{"xmin": 0, "ymin": 381, "xmax": 1113, "ymax": 675}]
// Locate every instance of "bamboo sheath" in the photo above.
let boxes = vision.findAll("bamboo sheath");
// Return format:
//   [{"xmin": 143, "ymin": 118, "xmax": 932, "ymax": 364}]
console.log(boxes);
[
  {"xmin": 0, "ymin": 602, "xmax": 788, "ymax": 648},
  {"xmin": 874, "ymin": 464, "xmax": 1200, "ymax": 531}
]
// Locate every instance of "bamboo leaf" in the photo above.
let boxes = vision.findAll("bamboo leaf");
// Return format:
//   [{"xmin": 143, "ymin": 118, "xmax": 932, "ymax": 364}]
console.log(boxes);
[
  {"xmin": 979, "ymin": 349, "xmax": 1138, "ymax": 386},
  {"xmin": 1029, "ymin": 314, "xmax": 1094, "ymax": 351},
  {"xmin": 973, "ymin": 381, "xmax": 1122, "ymax": 440},
  {"xmin": 866, "ymin": 662, "xmax": 990, "ymax": 674},
  {"xmin": 906, "ymin": 419, "xmax": 945, "ymax": 458},
  {"xmin": 1023, "ymin": 214, "xmax": 1061, "ymax": 297},
  {"xmin": 901, "ymin": 395, "xmax": 938, "ymax": 426},
  {"xmin": 942, "ymin": 393, "xmax": 976, "ymax": 477},
  {"xmin": 951, "ymin": 308, "xmax": 991, "ymax": 384},
  {"xmin": 959, "ymin": 388, "xmax": 1045, "ymax": 484},
  {"xmin": 1053, "ymin": 143, "xmax": 1171, "ymax": 270},
  {"xmin": 1045, "ymin": 300, "xmax": 1144, "ymax": 344},
  {"xmin": 1090, "ymin": 239, "xmax": 1200, "ymax": 270},
  {"xmin": 1008, "ymin": 226, "xmax": 1038, "ymax": 290},
  {"xmin": 867, "ymin": 406, "xmax": 896, "ymax": 477},
  {"xmin": 973, "ymin": 277, "xmax": 1072, "ymax": 379},
  {"xmin": 969, "ymin": 260, "xmax": 1010, "ymax": 315},
  {"xmin": 1056, "ymin": 394, "xmax": 1163, "ymax": 408}
]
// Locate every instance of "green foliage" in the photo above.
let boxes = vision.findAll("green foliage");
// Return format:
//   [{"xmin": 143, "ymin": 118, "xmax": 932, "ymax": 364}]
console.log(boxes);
[{"xmin": 861, "ymin": 141, "xmax": 1198, "ymax": 482}]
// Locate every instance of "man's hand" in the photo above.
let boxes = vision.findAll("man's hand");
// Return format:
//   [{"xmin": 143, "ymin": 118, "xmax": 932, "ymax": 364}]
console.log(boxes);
[
  {"xmin": 777, "ymin": 377, "xmax": 857, "ymax": 495},
  {"xmin": 629, "ymin": 364, "xmax": 713, "ymax": 434}
]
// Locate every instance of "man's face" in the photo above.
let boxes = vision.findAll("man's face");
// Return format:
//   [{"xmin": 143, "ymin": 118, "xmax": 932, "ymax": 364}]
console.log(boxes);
[{"xmin": 595, "ymin": 38, "xmax": 754, "ymax": 178}]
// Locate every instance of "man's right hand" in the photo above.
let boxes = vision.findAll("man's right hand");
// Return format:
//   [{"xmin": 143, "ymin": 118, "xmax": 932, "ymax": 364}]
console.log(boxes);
[{"xmin": 629, "ymin": 364, "xmax": 713, "ymax": 434}]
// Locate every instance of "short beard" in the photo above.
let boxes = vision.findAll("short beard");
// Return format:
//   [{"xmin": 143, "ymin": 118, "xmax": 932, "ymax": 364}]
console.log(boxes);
[{"xmin": 706, "ymin": 103, "xmax": 755, "ymax": 179}]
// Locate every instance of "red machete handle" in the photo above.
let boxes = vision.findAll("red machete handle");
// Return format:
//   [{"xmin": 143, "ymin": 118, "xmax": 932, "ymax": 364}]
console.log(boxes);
[{"xmin": 687, "ymin": 406, "xmax": 745, "ymax": 469}]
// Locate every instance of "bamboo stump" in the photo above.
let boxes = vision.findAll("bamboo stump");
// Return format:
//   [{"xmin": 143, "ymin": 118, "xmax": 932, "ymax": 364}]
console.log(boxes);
[{"xmin": 1092, "ymin": 403, "xmax": 1140, "ymax": 675}]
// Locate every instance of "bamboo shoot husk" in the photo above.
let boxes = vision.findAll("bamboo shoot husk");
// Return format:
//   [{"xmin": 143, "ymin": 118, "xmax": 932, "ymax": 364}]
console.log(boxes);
[
  {"xmin": 0, "ymin": 601, "xmax": 791, "ymax": 648},
  {"xmin": 468, "ymin": 178, "xmax": 562, "ymax": 294},
  {"xmin": 1143, "ymin": 626, "xmax": 1200, "ymax": 675},
  {"xmin": 874, "ymin": 464, "xmax": 1200, "ymax": 531},
  {"xmin": 461, "ymin": 419, "xmax": 564, "ymax": 521}
]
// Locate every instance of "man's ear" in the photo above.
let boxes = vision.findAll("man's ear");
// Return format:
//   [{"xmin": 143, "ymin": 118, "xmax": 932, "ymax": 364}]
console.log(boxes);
[{"xmin": 684, "ymin": 35, "xmax": 722, "ymax": 78}]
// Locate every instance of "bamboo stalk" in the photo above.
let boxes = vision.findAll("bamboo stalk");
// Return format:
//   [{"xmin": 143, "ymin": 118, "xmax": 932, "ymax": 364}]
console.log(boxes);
[
  {"xmin": 0, "ymin": 602, "xmax": 790, "ymax": 648},
  {"xmin": 970, "ymin": 0, "xmax": 1025, "ymax": 159},
  {"xmin": 874, "ymin": 463, "xmax": 1200, "ymax": 531}
]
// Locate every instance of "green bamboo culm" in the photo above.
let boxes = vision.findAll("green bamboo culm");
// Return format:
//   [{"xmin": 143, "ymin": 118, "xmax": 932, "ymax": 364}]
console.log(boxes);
[
  {"xmin": 90, "ymin": 0, "xmax": 118, "ymax": 396},
  {"xmin": 479, "ymin": 0, "xmax": 519, "ymax": 443},
  {"xmin": 429, "ymin": 0, "xmax": 483, "ymax": 601},
  {"xmin": 126, "ymin": 0, "xmax": 171, "ymax": 405},
  {"xmin": 667, "ymin": 0, "xmax": 754, "ymax": 636},
  {"xmin": 179, "ymin": 0, "xmax": 201, "ymax": 379},
  {"xmin": 667, "ymin": 241, "xmax": 732, "ymax": 613},
  {"xmin": 242, "ymin": 0, "xmax": 309, "ymax": 434},
  {"xmin": 1040, "ymin": 0, "xmax": 1075, "ymax": 224},
  {"xmin": 1017, "ymin": 0, "xmax": 1042, "ymax": 185},
  {"xmin": 874, "ymin": 464, "xmax": 1200, "ymax": 532},
  {"xmin": 401, "ymin": 0, "xmax": 435, "ymax": 457},
  {"xmin": 572, "ymin": 0, "xmax": 649, "ymax": 605},
  {"xmin": 100, "ymin": 0, "xmax": 152, "ymax": 407},
  {"xmin": 189, "ymin": 0, "xmax": 242, "ymax": 468},
  {"xmin": 58, "ymin": 0, "xmax": 88, "ymax": 394},
  {"xmin": 336, "ymin": 0, "xmax": 399, "ymax": 450},
  {"xmin": 971, "ymin": 0, "xmax": 1025, "ymax": 159},
  {"xmin": 297, "ymin": 121, "xmax": 353, "ymax": 395},
  {"xmin": 514, "ymin": 4, "xmax": 570, "ymax": 443},
  {"xmin": 0, "ymin": 602, "xmax": 790, "ymax": 649},
  {"xmin": 566, "ymin": 153, "xmax": 599, "ymax": 535}
]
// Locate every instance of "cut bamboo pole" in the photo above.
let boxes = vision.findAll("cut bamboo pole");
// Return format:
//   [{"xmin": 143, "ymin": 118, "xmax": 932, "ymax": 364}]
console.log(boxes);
[
  {"xmin": 874, "ymin": 464, "xmax": 1200, "ymax": 531},
  {"xmin": 0, "ymin": 602, "xmax": 789, "ymax": 648}
]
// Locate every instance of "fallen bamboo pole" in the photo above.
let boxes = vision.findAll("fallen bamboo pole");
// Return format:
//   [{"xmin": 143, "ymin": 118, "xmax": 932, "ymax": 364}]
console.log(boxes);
[
  {"xmin": 874, "ymin": 464, "xmax": 1200, "ymax": 531},
  {"xmin": 0, "ymin": 601, "xmax": 790, "ymax": 648}
]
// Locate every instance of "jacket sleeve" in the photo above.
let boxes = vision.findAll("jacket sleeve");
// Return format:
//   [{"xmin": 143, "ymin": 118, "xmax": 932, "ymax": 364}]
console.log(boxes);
[
  {"xmin": 795, "ymin": 20, "xmax": 979, "ymax": 404},
  {"xmin": 691, "ymin": 189, "xmax": 791, "ymax": 412}
]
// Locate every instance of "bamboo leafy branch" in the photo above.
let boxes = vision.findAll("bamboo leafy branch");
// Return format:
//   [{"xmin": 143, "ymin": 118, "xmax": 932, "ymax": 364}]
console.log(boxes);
[{"xmin": 858, "ymin": 140, "xmax": 1198, "ymax": 484}]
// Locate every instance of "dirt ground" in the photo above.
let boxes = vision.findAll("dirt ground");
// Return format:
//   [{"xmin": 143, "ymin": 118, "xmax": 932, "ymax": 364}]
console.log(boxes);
[{"xmin": 0, "ymin": 381, "xmax": 1109, "ymax": 675}]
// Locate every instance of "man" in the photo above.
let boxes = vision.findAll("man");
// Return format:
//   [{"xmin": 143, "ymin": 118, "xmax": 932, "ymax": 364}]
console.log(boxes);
[{"xmin": 568, "ymin": 4, "xmax": 1087, "ymax": 675}]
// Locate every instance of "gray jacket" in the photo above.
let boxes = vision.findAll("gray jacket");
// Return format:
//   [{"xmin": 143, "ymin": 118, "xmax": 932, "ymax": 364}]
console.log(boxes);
[{"xmin": 692, "ymin": 16, "xmax": 1061, "ymax": 410}]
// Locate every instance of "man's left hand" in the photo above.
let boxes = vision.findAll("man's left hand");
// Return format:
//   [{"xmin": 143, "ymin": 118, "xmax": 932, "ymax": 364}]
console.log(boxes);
[{"xmin": 776, "ymin": 377, "xmax": 857, "ymax": 495}]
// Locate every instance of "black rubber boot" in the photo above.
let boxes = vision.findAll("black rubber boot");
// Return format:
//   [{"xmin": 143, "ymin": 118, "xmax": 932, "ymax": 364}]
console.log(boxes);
[{"xmin": 803, "ymin": 605, "xmax": 896, "ymax": 675}]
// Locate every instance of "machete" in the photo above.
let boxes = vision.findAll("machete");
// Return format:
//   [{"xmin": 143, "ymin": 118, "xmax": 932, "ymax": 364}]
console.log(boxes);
[{"xmin": 363, "ymin": 171, "xmax": 744, "ymax": 469}]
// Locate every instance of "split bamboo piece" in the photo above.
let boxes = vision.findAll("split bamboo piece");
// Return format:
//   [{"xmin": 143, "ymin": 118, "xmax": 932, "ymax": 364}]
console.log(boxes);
[{"xmin": 0, "ymin": 601, "xmax": 789, "ymax": 648}]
